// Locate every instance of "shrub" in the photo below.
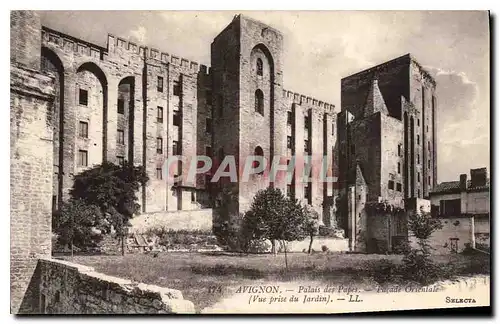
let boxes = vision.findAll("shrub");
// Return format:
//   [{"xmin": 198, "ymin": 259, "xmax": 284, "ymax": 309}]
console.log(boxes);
[
  {"xmin": 369, "ymin": 259, "xmax": 402, "ymax": 284},
  {"xmin": 321, "ymin": 245, "xmax": 329, "ymax": 252}
]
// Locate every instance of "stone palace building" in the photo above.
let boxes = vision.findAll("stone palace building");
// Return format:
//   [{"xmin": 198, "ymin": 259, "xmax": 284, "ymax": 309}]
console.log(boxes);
[{"xmin": 12, "ymin": 11, "xmax": 439, "ymax": 258}]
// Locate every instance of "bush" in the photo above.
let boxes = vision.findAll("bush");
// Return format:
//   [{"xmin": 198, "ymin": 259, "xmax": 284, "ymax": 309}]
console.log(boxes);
[
  {"xmin": 369, "ymin": 259, "xmax": 402, "ymax": 284},
  {"xmin": 321, "ymin": 245, "xmax": 329, "ymax": 252}
]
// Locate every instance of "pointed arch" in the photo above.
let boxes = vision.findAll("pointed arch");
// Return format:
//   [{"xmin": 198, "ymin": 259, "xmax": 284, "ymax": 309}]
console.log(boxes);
[{"xmin": 76, "ymin": 62, "xmax": 109, "ymax": 162}]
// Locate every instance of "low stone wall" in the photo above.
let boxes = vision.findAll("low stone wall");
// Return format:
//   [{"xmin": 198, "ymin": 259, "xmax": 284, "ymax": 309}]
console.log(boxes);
[
  {"xmin": 285, "ymin": 238, "xmax": 349, "ymax": 253},
  {"xmin": 130, "ymin": 209, "xmax": 213, "ymax": 234},
  {"xmin": 38, "ymin": 258, "xmax": 195, "ymax": 314}
]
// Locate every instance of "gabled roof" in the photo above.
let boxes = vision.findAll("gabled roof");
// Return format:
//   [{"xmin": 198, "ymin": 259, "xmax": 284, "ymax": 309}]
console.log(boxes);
[
  {"xmin": 431, "ymin": 179, "xmax": 490, "ymax": 194},
  {"xmin": 364, "ymin": 79, "xmax": 389, "ymax": 117}
]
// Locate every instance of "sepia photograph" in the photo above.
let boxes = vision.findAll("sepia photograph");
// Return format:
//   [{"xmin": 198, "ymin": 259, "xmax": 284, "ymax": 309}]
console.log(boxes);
[{"xmin": 10, "ymin": 9, "xmax": 490, "ymax": 315}]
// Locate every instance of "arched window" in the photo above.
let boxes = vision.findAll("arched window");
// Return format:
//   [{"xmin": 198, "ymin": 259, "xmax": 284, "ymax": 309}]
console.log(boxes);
[
  {"xmin": 253, "ymin": 146, "xmax": 264, "ymax": 174},
  {"xmin": 256, "ymin": 58, "xmax": 263, "ymax": 76},
  {"xmin": 255, "ymin": 89, "xmax": 264, "ymax": 115}
]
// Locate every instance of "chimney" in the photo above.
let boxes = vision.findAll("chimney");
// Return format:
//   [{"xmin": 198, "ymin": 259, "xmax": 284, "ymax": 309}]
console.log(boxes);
[
  {"xmin": 459, "ymin": 174, "xmax": 467, "ymax": 190},
  {"xmin": 470, "ymin": 167, "xmax": 487, "ymax": 187}
]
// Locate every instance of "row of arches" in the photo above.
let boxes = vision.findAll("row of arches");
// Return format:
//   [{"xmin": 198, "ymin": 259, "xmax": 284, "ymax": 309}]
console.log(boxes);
[{"xmin": 41, "ymin": 46, "xmax": 136, "ymax": 210}]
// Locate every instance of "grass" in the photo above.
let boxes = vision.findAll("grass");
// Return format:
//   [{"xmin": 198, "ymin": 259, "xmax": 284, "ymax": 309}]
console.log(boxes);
[{"xmin": 61, "ymin": 251, "xmax": 489, "ymax": 312}]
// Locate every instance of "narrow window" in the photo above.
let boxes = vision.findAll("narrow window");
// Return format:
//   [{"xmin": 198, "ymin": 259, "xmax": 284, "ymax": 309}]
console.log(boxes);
[
  {"xmin": 388, "ymin": 180, "xmax": 395, "ymax": 190},
  {"xmin": 206, "ymin": 118, "xmax": 212, "ymax": 133},
  {"xmin": 173, "ymin": 140, "xmax": 179, "ymax": 155},
  {"xmin": 253, "ymin": 146, "xmax": 264, "ymax": 174},
  {"xmin": 191, "ymin": 191, "xmax": 196, "ymax": 202},
  {"xmin": 417, "ymin": 154, "xmax": 420, "ymax": 164},
  {"xmin": 396, "ymin": 183, "xmax": 402, "ymax": 192},
  {"xmin": 78, "ymin": 150, "xmax": 88, "ymax": 167},
  {"xmin": 206, "ymin": 90, "xmax": 212, "ymax": 105},
  {"xmin": 417, "ymin": 134, "xmax": 420, "ymax": 145},
  {"xmin": 157, "ymin": 76, "xmax": 163, "ymax": 92},
  {"xmin": 156, "ymin": 137, "xmax": 163, "ymax": 154},
  {"xmin": 173, "ymin": 110, "xmax": 181, "ymax": 126},
  {"xmin": 256, "ymin": 58, "xmax": 263, "ymax": 76},
  {"xmin": 287, "ymin": 111, "xmax": 293, "ymax": 125},
  {"xmin": 157, "ymin": 106, "xmax": 163, "ymax": 123},
  {"xmin": 255, "ymin": 89, "xmax": 264, "ymax": 115},
  {"xmin": 398, "ymin": 144, "xmax": 402, "ymax": 157},
  {"xmin": 304, "ymin": 140, "xmax": 309, "ymax": 153},
  {"xmin": 156, "ymin": 167, "xmax": 163, "ymax": 180},
  {"xmin": 304, "ymin": 116, "xmax": 310, "ymax": 129},
  {"xmin": 117, "ymin": 156, "xmax": 125, "ymax": 166},
  {"xmin": 418, "ymin": 172, "xmax": 421, "ymax": 183},
  {"xmin": 398, "ymin": 162, "xmax": 401, "ymax": 174},
  {"xmin": 417, "ymin": 119, "xmax": 420, "ymax": 127},
  {"xmin": 173, "ymin": 80, "xmax": 181, "ymax": 96},
  {"xmin": 205, "ymin": 146, "xmax": 212, "ymax": 157},
  {"xmin": 117, "ymin": 98, "xmax": 125, "ymax": 114},
  {"xmin": 78, "ymin": 121, "xmax": 88, "ymax": 138},
  {"xmin": 428, "ymin": 160, "xmax": 431, "ymax": 168},
  {"xmin": 79, "ymin": 89, "xmax": 88, "ymax": 106},
  {"xmin": 428, "ymin": 176, "xmax": 431, "ymax": 186},
  {"xmin": 117, "ymin": 129, "xmax": 125, "ymax": 144},
  {"xmin": 287, "ymin": 136, "xmax": 293, "ymax": 149},
  {"xmin": 428, "ymin": 141, "xmax": 431, "ymax": 151}
]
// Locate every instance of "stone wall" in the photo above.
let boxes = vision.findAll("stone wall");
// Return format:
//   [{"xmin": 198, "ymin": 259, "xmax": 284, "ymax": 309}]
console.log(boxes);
[
  {"xmin": 38, "ymin": 258, "xmax": 195, "ymax": 314},
  {"xmin": 129, "ymin": 209, "xmax": 214, "ymax": 234}
]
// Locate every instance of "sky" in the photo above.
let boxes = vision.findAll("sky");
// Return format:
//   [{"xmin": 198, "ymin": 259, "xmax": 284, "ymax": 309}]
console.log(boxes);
[{"xmin": 38, "ymin": 10, "xmax": 490, "ymax": 183}]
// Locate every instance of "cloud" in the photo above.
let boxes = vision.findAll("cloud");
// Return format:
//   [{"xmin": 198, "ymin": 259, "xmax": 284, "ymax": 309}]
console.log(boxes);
[
  {"xmin": 423, "ymin": 67, "xmax": 489, "ymax": 181},
  {"xmin": 128, "ymin": 26, "xmax": 147, "ymax": 43}
]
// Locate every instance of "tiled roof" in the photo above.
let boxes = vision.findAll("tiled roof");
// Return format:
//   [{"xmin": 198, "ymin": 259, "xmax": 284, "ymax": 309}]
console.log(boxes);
[{"xmin": 431, "ymin": 179, "xmax": 490, "ymax": 194}]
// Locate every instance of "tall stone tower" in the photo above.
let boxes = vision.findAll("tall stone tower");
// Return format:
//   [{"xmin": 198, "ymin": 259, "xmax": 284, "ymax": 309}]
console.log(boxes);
[
  {"xmin": 11, "ymin": 10, "xmax": 55, "ymax": 313},
  {"xmin": 211, "ymin": 14, "xmax": 285, "ymax": 225}
]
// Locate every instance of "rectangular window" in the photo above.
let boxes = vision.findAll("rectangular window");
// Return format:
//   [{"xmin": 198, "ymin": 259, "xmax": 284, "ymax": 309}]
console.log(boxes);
[
  {"xmin": 428, "ymin": 141, "xmax": 431, "ymax": 151},
  {"xmin": 398, "ymin": 162, "xmax": 401, "ymax": 174},
  {"xmin": 117, "ymin": 156, "xmax": 125, "ymax": 166},
  {"xmin": 157, "ymin": 106, "xmax": 163, "ymax": 123},
  {"xmin": 117, "ymin": 129, "xmax": 125, "ymax": 144},
  {"xmin": 305, "ymin": 184, "xmax": 312, "ymax": 204},
  {"xmin": 417, "ymin": 119, "xmax": 420, "ymax": 126},
  {"xmin": 117, "ymin": 98, "xmax": 125, "ymax": 114},
  {"xmin": 156, "ymin": 137, "xmax": 163, "ymax": 154},
  {"xmin": 156, "ymin": 167, "xmax": 163, "ymax": 180},
  {"xmin": 426, "ymin": 125, "xmax": 429, "ymax": 132},
  {"xmin": 440, "ymin": 199, "xmax": 461, "ymax": 217},
  {"xmin": 78, "ymin": 150, "xmax": 88, "ymax": 167},
  {"xmin": 191, "ymin": 191, "xmax": 196, "ymax": 202},
  {"xmin": 388, "ymin": 180, "xmax": 395, "ymax": 190},
  {"xmin": 398, "ymin": 144, "xmax": 402, "ymax": 157},
  {"xmin": 79, "ymin": 89, "xmax": 88, "ymax": 106},
  {"xmin": 157, "ymin": 76, "xmax": 163, "ymax": 92},
  {"xmin": 304, "ymin": 140, "xmax": 309, "ymax": 153},
  {"xmin": 287, "ymin": 111, "xmax": 293, "ymax": 125},
  {"xmin": 287, "ymin": 136, "xmax": 293, "ymax": 149},
  {"xmin": 304, "ymin": 116, "xmax": 310, "ymax": 129},
  {"xmin": 332, "ymin": 124, "xmax": 335, "ymax": 136},
  {"xmin": 173, "ymin": 110, "xmax": 181, "ymax": 126},
  {"xmin": 78, "ymin": 121, "xmax": 88, "ymax": 138},
  {"xmin": 417, "ymin": 135, "xmax": 420, "ymax": 145},
  {"xmin": 428, "ymin": 160, "xmax": 431, "ymax": 168},
  {"xmin": 173, "ymin": 80, "xmax": 181, "ymax": 96},
  {"xmin": 396, "ymin": 183, "xmax": 402, "ymax": 192},
  {"xmin": 206, "ymin": 118, "xmax": 212, "ymax": 133},
  {"xmin": 418, "ymin": 172, "xmax": 421, "ymax": 182},
  {"xmin": 206, "ymin": 90, "xmax": 212, "ymax": 105},
  {"xmin": 417, "ymin": 154, "xmax": 420, "ymax": 164},
  {"xmin": 428, "ymin": 176, "xmax": 431, "ymax": 186},
  {"xmin": 173, "ymin": 140, "xmax": 179, "ymax": 155},
  {"xmin": 418, "ymin": 189, "xmax": 421, "ymax": 198}
]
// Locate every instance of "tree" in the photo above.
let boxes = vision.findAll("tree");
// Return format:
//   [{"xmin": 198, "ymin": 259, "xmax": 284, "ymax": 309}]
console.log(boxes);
[
  {"xmin": 68, "ymin": 162, "xmax": 149, "ymax": 255},
  {"xmin": 52, "ymin": 199, "xmax": 103, "ymax": 254},
  {"xmin": 304, "ymin": 205, "xmax": 320, "ymax": 254},
  {"xmin": 70, "ymin": 162, "xmax": 149, "ymax": 229},
  {"xmin": 403, "ymin": 211, "xmax": 443, "ymax": 285},
  {"xmin": 243, "ymin": 187, "xmax": 309, "ymax": 270}
]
